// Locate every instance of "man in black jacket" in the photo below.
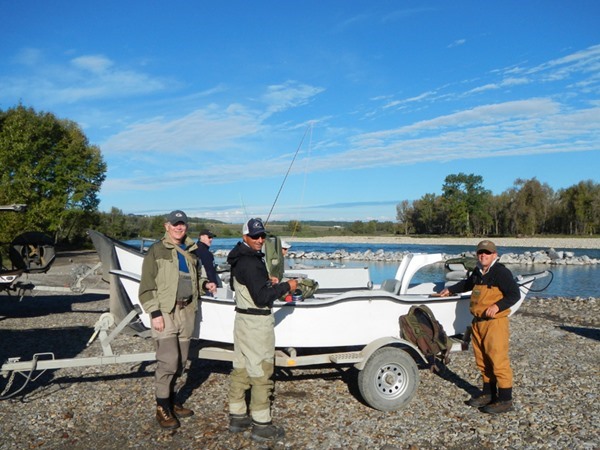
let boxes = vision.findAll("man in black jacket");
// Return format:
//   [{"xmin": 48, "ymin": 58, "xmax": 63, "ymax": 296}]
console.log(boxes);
[
  {"xmin": 226, "ymin": 218, "xmax": 297, "ymax": 442},
  {"xmin": 440, "ymin": 240, "xmax": 520, "ymax": 414},
  {"xmin": 194, "ymin": 229, "xmax": 221, "ymax": 287}
]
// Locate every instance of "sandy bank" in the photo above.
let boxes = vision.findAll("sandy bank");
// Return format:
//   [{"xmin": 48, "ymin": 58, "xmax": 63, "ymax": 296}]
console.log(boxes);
[{"xmin": 285, "ymin": 235, "xmax": 600, "ymax": 250}]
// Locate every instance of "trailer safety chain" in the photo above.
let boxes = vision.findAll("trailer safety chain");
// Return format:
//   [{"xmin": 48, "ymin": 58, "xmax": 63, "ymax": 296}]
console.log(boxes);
[
  {"xmin": 0, "ymin": 353, "xmax": 53, "ymax": 400},
  {"xmin": 0, "ymin": 370, "xmax": 16, "ymax": 398}
]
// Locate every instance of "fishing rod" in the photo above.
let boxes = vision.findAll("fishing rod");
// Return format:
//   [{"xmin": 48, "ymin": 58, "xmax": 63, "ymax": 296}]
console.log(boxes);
[{"xmin": 264, "ymin": 123, "xmax": 312, "ymax": 227}]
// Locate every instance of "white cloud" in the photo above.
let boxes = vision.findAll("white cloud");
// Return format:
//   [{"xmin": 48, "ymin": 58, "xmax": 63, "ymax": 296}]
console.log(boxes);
[
  {"xmin": 12, "ymin": 47, "xmax": 43, "ymax": 66},
  {"xmin": 103, "ymin": 104, "xmax": 262, "ymax": 153},
  {"xmin": 71, "ymin": 55, "xmax": 114, "ymax": 73},
  {"xmin": 1, "ymin": 49, "xmax": 168, "ymax": 105},
  {"xmin": 261, "ymin": 80, "xmax": 325, "ymax": 115},
  {"xmin": 101, "ymin": 97, "xmax": 600, "ymax": 195},
  {"xmin": 448, "ymin": 39, "xmax": 466, "ymax": 48}
]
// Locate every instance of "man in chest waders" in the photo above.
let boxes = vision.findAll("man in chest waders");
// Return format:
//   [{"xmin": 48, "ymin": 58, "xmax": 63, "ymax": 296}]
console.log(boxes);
[
  {"xmin": 440, "ymin": 240, "xmax": 520, "ymax": 414},
  {"xmin": 226, "ymin": 218, "xmax": 298, "ymax": 442},
  {"xmin": 139, "ymin": 210, "xmax": 217, "ymax": 429}
]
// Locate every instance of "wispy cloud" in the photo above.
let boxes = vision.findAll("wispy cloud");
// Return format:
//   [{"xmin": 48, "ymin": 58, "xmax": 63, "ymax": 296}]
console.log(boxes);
[
  {"xmin": 448, "ymin": 39, "xmax": 466, "ymax": 48},
  {"xmin": 102, "ymin": 96, "xmax": 600, "ymax": 196},
  {"xmin": 103, "ymin": 105, "xmax": 262, "ymax": 154},
  {"xmin": 71, "ymin": 55, "xmax": 114, "ymax": 73},
  {"xmin": 374, "ymin": 44, "xmax": 600, "ymax": 115},
  {"xmin": 0, "ymin": 49, "xmax": 169, "ymax": 105},
  {"xmin": 261, "ymin": 80, "xmax": 325, "ymax": 115},
  {"xmin": 102, "ymin": 81, "xmax": 324, "ymax": 154}
]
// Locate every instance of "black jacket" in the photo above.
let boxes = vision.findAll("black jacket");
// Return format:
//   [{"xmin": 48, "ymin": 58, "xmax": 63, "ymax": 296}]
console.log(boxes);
[
  {"xmin": 194, "ymin": 242, "xmax": 219, "ymax": 285},
  {"xmin": 227, "ymin": 241, "xmax": 290, "ymax": 308},
  {"xmin": 448, "ymin": 260, "xmax": 520, "ymax": 312}
]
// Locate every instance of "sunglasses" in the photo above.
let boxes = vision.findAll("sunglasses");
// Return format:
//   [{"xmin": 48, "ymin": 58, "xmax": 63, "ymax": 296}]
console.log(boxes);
[
  {"xmin": 477, "ymin": 250, "xmax": 493, "ymax": 255},
  {"xmin": 248, "ymin": 233, "xmax": 267, "ymax": 240}
]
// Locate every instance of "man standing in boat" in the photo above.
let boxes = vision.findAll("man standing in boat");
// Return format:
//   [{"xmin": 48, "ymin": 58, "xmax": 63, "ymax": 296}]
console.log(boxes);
[
  {"xmin": 439, "ymin": 240, "xmax": 520, "ymax": 414},
  {"xmin": 139, "ymin": 210, "xmax": 217, "ymax": 429},
  {"xmin": 226, "ymin": 218, "xmax": 297, "ymax": 442},
  {"xmin": 194, "ymin": 228, "xmax": 222, "ymax": 288}
]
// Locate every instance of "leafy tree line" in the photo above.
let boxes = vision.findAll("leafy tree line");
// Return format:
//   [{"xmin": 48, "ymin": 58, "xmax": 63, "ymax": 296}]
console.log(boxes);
[
  {"xmin": 396, "ymin": 173, "xmax": 600, "ymax": 236},
  {"xmin": 93, "ymin": 208, "xmax": 232, "ymax": 241}
]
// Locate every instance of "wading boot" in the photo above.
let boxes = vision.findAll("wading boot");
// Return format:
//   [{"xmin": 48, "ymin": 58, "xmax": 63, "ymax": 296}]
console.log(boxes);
[
  {"xmin": 229, "ymin": 414, "xmax": 252, "ymax": 433},
  {"xmin": 467, "ymin": 393, "xmax": 493, "ymax": 408},
  {"xmin": 468, "ymin": 382, "xmax": 495, "ymax": 408},
  {"xmin": 173, "ymin": 403, "xmax": 194, "ymax": 418},
  {"xmin": 156, "ymin": 405, "xmax": 180, "ymax": 430},
  {"xmin": 251, "ymin": 421, "xmax": 285, "ymax": 442},
  {"xmin": 481, "ymin": 400, "xmax": 514, "ymax": 414}
]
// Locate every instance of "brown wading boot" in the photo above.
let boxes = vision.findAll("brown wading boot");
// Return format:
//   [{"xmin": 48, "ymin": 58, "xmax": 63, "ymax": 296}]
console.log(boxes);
[
  {"xmin": 156, "ymin": 405, "xmax": 180, "ymax": 429},
  {"xmin": 229, "ymin": 414, "xmax": 252, "ymax": 433},
  {"xmin": 481, "ymin": 400, "xmax": 514, "ymax": 414},
  {"xmin": 173, "ymin": 403, "xmax": 194, "ymax": 418},
  {"xmin": 467, "ymin": 393, "xmax": 493, "ymax": 408},
  {"xmin": 251, "ymin": 421, "xmax": 285, "ymax": 442}
]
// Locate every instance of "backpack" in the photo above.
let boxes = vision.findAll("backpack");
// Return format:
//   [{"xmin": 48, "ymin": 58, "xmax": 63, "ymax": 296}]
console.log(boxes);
[{"xmin": 399, "ymin": 305, "xmax": 451, "ymax": 369}]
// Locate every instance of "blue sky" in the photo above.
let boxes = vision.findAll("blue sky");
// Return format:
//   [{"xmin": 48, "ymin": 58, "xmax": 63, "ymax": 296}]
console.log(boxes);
[{"xmin": 2, "ymin": 1, "xmax": 599, "ymax": 223}]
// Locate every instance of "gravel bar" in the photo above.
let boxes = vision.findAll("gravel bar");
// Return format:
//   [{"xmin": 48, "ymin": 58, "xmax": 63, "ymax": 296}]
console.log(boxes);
[{"xmin": 0, "ymin": 253, "xmax": 598, "ymax": 450}]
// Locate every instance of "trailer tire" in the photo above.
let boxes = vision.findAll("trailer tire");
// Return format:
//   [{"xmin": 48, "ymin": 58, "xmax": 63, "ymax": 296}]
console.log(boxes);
[{"xmin": 357, "ymin": 346, "xmax": 419, "ymax": 411}]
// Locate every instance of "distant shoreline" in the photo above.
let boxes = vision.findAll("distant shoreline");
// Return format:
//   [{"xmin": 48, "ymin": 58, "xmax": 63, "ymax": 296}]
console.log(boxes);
[{"xmin": 284, "ymin": 236, "xmax": 600, "ymax": 250}]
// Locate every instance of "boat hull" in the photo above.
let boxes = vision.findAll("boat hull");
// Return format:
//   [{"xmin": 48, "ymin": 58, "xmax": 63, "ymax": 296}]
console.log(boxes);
[
  {"xmin": 89, "ymin": 230, "xmax": 541, "ymax": 349},
  {"xmin": 198, "ymin": 292, "xmax": 473, "ymax": 348}
]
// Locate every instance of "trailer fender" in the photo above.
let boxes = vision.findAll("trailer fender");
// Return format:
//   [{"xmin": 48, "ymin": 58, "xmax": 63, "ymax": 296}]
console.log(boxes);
[{"xmin": 354, "ymin": 336, "xmax": 427, "ymax": 370}]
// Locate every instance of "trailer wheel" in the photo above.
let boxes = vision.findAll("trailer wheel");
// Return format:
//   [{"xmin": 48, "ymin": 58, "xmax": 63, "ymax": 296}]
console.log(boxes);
[{"xmin": 358, "ymin": 346, "xmax": 419, "ymax": 411}]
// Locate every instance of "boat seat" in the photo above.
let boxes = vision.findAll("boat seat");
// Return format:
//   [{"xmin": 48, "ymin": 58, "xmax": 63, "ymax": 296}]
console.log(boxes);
[{"xmin": 381, "ymin": 279, "xmax": 401, "ymax": 294}]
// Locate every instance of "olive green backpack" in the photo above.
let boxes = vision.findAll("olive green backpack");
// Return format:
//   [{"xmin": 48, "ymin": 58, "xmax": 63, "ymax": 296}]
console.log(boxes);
[{"xmin": 399, "ymin": 304, "xmax": 451, "ymax": 369}]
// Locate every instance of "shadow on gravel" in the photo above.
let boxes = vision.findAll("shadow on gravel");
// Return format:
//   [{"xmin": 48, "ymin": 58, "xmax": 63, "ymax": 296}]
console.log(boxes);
[
  {"xmin": 276, "ymin": 365, "xmax": 365, "ymax": 406},
  {"xmin": 0, "ymin": 292, "xmax": 108, "ymax": 320},
  {"xmin": 433, "ymin": 363, "xmax": 479, "ymax": 398},
  {"xmin": 0, "ymin": 292, "xmax": 113, "ymax": 401},
  {"xmin": 0, "ymin": 323, "xmax": 154, "ymax": 401},
  {"xmin": 179, "ymin": 351, "xmax": 365, "ymax": 409},
  {"xmin": 0, "ymin": 325, "xmax": 95, "ymax": 400},
  {"xmin": 560, "ymin": 325, "xmax": 600, "ymax": 341},
  {"xmin": 176, "ymin": 342, "xmax": 234, "ymax": 405}
]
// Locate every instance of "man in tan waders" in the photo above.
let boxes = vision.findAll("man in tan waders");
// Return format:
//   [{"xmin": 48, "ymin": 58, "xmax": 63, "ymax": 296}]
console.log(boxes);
[
  {"xmin": 226, "ymin": 218, "xmax": 298, "ymax": 442},
  {"xmin": 139, "ymin": 210, "xmax": 217, "ymax": 429},
  {"xmin": 440, "ymin": 240, "xmax": 520, "ymax": 414}
]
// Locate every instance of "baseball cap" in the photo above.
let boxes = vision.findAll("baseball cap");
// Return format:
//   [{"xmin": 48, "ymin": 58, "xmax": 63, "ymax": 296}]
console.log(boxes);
[
  {"xmin": 242, "ymin": 218, "xmax": 267, "ymax": 237},
  {"xmin": 166, "ymin": 210, "xmax": 188, "ymax": 225},
  {"xmin": 476, "ymin": 240, "xmax": 497, "ymax": 254},
  {"xmin": 200, "ymin": 229, "xmax": 216, "ymax": 238},
  {"xmin": 281, "ymin": 240, "xmax": 291, "ymax": 249}
]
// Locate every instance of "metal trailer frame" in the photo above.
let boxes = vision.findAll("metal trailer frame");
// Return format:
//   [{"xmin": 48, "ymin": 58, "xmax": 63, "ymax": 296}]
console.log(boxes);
[{"xmin": 1, "ymin": 305, "xmax": 464, "ymax": 411}]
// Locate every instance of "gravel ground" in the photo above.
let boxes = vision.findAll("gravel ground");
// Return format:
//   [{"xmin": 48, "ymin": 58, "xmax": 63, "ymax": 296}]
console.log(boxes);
[{"xmin": 1, "ymin": 252, "xmax": 599, "ymax": 450}]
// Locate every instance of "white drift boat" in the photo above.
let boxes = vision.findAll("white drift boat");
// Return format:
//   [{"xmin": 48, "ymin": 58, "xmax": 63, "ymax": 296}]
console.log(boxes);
[
  {"xmin": 2, "ymin": 230, "xmax": 550, "ymax": 411},
  {"xmin": 88, "ymin": 230, "xmax": 544, "ymax": 347}
]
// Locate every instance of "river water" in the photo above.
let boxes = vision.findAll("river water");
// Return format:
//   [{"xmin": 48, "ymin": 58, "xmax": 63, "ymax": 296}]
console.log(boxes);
[{"xmin": 130, "ymin": 238, "xmax": 600, "ymax": 299}]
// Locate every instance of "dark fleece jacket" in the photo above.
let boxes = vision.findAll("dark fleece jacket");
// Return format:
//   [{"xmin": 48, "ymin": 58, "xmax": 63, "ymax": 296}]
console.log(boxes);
[{"xmin": 227, "ymin": 241, "xmax": 291, "ymax": 308}]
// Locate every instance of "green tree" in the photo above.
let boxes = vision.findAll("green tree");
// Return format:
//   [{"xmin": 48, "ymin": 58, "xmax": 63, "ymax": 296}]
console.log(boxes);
[
  {"xmin": 349, "ymin": 220, "xmax": 366, "ymax": 234},
  {"xmin": 558, "ymin": 180, "xmax": 600, "ymax": 235},
  {"xmin": 411, "ymin": 193, "xmax": 443, "ymax": 234},
  {"xmin": 286, "ymin": 220, "xmax": 302, "ymax": 234},
  {"xmin": 487, "ymin": 192, "xmax": 511, "ymax": 236},
  {"xmin": 441, "ymin": 173, "xmax": 490, "ymax": 236},
  {"xmin": 0, "ymin": 105, "xmax": 106, "ymax": 243},
  {"xmin": 506, "ymin": 178, "xmax": 553, "ymax": 235},
  {"xmin": 396, "ymin": 200, "xmax": 414, "ymax": 235}
]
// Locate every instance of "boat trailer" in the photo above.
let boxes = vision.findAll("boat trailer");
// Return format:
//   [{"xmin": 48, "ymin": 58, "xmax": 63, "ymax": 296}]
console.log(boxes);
[{"xmin": 0, "ymin": 304, "xmax": 464, "ymax": 411}]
